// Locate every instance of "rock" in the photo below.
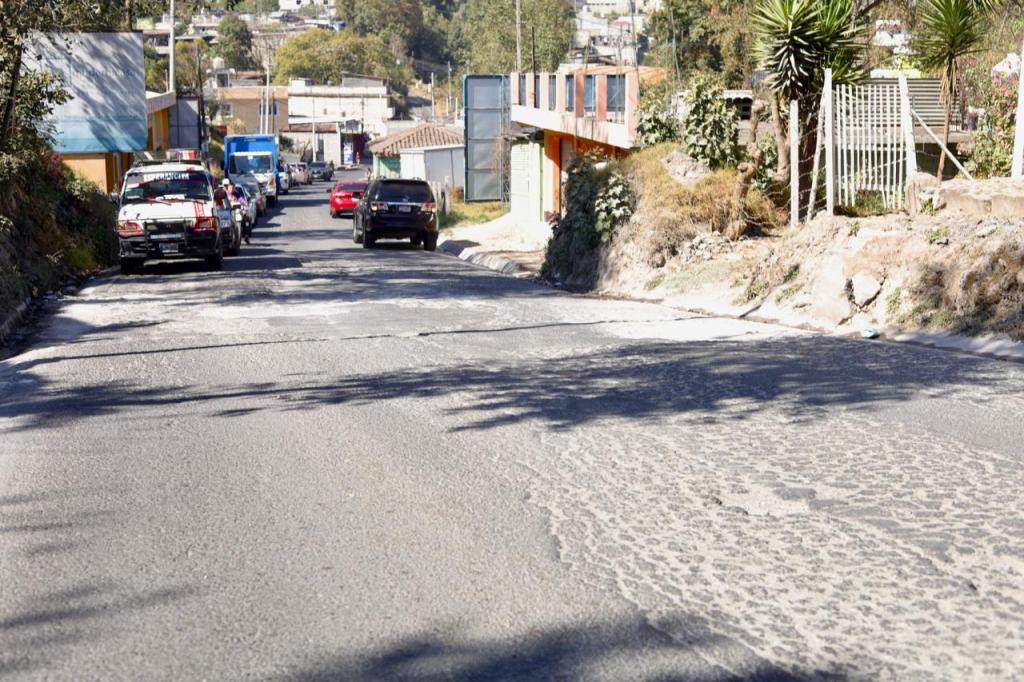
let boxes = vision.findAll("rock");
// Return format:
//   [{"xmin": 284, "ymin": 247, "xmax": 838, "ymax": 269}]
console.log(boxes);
[
  {"xmin": 861, "ymin": 328, "xmax": 880, "ymax": 339},
  {"xmin": 810, "ymin": 255, "xmax": 853, "ymax": 325},
  {"xmin": 989, "ymin": 194, "xmax": 1024, "ymax": 219},
  {"xmin": 62, "ymin": 285, "xmax": 78, "ymax": 296},
  {"xmin": 851, "ymin": 273, "xmax": 883, "ymax": 308},
  {"xmin": 662, "ymin": 149, "xmax": 711, "ymax": 187},
  {"xmin": 975, "ymin": 224, "xmax": 997, "ymax": 238}
]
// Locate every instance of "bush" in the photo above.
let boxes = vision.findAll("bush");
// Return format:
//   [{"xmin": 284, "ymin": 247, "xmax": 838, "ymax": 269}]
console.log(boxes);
[
  {"xmin": 682, "ymin": 74, "xmax": 739, "ymax": 169},
  {"xmin": 543, "ymin": 152, "xmax": 623, "ymax": 283},
  {"xmin": 966, "ymin": 72, "xmax": 1017, "ymax": 178},
  {"xmin": 636, "ymin": 81, "xmax": 680, "ymax": 147}
]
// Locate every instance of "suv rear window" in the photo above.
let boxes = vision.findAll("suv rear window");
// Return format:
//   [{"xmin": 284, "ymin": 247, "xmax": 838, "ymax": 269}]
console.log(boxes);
[{"xmin": 376, "ymin": 182, "xmax": 432, "ymax": 203}]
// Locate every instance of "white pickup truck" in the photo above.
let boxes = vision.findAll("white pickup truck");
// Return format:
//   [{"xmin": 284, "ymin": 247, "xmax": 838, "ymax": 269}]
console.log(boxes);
[{"xmin": 115, "ymin": 163, "xmax": 240, "ymax": 275}]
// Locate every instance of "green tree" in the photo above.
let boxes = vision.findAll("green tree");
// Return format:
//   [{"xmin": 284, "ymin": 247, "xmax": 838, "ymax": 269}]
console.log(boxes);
[
  {"xmin": 336, "ymin": 0, "xmax": 424, "ymax": 52},
  {"xmin": 273, "ymin": 28, "xmax": 410, "ymax": 85},
  {"xmin": 753, "ymin": 0, "xmax": 864, "ymax": 186},
  {"xmin": 646, "ymin": 0, "xmax": 721, "ymax": 79},
  {"xmin": 214, "ymin": 15, "xmax": 255, "ymax": 70},
  {"xmin": 175, "ymin": 39, "xmax": 210, "ymax": 95},
  {"xmin": 144, "ymin": 44, "xmax": 168, "ymax": 92},
  {"xmin": 917, "ymin": 0, "xmax": 986, "ymax": 177},
  {"xmin": 458, "ymin": 0, "xmax": 572, "ymax": 73}
]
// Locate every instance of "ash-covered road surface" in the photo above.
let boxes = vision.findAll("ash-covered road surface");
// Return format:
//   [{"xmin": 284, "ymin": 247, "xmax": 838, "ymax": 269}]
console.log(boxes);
[{"xmin": 1, "ymin": 179, "xmax": 1022, "ymax": 680}]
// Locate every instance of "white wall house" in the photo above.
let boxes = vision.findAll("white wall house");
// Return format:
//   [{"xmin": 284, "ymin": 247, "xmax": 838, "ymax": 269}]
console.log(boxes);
[
  {"xmin": 399, "ymin": 144, "xmax": 465, "ymax": 194},
  {"xmin": 287, "ymin": 80, "xmax": 393, "ymax": 138}
]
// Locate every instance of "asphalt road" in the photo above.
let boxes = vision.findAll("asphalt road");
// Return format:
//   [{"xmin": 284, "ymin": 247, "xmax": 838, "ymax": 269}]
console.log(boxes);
[{"xmin": 2, "ymin": 179, "xmax": 1023, "ymax": 681}]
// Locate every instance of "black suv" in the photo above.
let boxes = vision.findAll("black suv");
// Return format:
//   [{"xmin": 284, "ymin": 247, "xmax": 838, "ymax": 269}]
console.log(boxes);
[{"xmin": 353, "ymin": 179, "xmax": 439, "ymax": 251}]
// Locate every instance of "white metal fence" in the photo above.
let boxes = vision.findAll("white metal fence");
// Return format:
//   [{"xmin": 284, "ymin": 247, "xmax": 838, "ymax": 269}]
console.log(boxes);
[{"xmin": 832, "ymin": 81, "xmax": 907, "ymax": 210}]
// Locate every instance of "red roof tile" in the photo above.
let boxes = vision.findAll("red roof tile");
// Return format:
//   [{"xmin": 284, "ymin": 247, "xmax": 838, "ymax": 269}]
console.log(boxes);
[{"xmin": 367, "ymin": 123, "xmax": 463, "ymax": 157}]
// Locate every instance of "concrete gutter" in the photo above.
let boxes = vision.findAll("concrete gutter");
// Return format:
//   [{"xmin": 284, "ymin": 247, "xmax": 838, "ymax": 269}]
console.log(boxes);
[
  {"xmin": 433, "ymin": 241, "xmax": 1024, "ymax": 364},
  {"xmin": 438, "ymin": 238, "xmax": 533, "ymax": 278}
]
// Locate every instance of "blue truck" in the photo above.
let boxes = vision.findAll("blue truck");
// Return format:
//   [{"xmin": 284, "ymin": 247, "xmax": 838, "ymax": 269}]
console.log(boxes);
[{"xmin": 223, "ymin": 134, "xmax": 281, "ymax": 207}]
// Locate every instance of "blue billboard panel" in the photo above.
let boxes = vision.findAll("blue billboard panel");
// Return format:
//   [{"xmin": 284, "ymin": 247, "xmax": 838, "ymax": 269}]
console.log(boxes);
[{"xmin": 29, "ymin": 32, "xmax": 148, "ymax": 153}]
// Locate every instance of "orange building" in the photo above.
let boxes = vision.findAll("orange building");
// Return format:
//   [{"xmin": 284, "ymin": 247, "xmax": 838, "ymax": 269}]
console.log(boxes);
[{"xmin": 508, "ymin": 66, "xmax": 664, "ymax": 223}]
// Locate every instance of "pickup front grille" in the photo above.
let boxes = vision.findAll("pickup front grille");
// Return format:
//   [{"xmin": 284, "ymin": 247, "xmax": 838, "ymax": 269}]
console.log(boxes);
[{"xmin": 145, "ymin": 220, "xmax": 191, "ymax": 234}]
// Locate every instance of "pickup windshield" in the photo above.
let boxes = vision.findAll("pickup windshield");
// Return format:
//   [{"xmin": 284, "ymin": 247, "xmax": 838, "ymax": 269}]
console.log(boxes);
[
  {"xmin": 121, "ymin": 170, "xmax": 212, "ymax": 204},
  {"xmin": 230, "ymin": 153, "xmax": 273, "ymax": 175}
]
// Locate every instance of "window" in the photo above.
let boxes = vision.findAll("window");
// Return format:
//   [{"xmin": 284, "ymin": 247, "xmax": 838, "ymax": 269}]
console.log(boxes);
[
  {"xmin": 565, "ymin": 75, "xmax": 574, "ymax": 112},
  {"xmin": 258, "ymin": 101, "xmax": 279, "ymax": 116},
  {"xmin": 519, "ymin": 74, "xmax": 526, "ymax": 106},
  {"xmin": 549, "ymin": 75, "xmax": 557, "ymax": 110},
  {"xmin": 375, "ymin": 181, "xmax": 433, "ymax": 203},
  {"xmin": 534, "ymin": 74, "xmax": 540, "ymax": 108},
  {"xmin": 607, "ymin": 75, "xmax": 625, "ymax": 120},
  {"xmin": 216, "ymin": 103, "xmax": 233, "ymax": 120},
  {"xmin": 584, "ymin": 75, "xmax": 595, "ymax": 114}
]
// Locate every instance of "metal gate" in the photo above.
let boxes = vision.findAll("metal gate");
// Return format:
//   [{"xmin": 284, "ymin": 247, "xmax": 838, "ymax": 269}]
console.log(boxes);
[{"xmin": 833, "ymin": 81, "xmax": 908, "ymax": 209}]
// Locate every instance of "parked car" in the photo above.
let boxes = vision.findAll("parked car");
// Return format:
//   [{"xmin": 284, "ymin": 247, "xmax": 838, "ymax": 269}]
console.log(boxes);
[
  {"xmin": 291, "ymin": 163, "xmax": 312, "ymax": 185},
  {"xmin": 277, "ymin": 163, "xmax": 291, "ymax": 194},
  {"xmin": 309, "ymin": 161, "xmax": 332, "ymax": 182},
  {"xmin": 116, "ymin": 163, "xmax": 236, "ymax": 273},
  {"xmin": 329, "ymin": 180, "xmax": 368, "ymax": 218},
  {"xmin": 234, "ymin": 174, "xmax": 267, "ymax": 216},
  {"xmin": 353, "ymin": 178, "xmax": 439, "ymax": 251}
]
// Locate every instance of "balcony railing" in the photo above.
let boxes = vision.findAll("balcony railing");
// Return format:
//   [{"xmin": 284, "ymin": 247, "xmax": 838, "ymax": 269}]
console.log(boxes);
[{"xmin": 510, "ymin": 70, "xmax": 640, "ymax": 149}]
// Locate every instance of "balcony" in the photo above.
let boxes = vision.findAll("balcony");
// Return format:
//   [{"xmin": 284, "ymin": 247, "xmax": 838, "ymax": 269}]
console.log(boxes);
[{"xmin": 509, "ymin": 69, "xmax": 641, "ymax": 150}]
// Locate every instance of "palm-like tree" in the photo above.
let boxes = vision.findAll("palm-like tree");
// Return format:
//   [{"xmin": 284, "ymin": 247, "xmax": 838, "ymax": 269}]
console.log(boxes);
[
  {"xmin": 753, "ymin": 0, "xmax": 862, "ymax": 101},
  {"xmin": 753, "ymin": 0, "xmax": 863, "ymax": 191},
  {"xmin": 917, "ymin": 0, "xmax": 986, "ymax": 178}
]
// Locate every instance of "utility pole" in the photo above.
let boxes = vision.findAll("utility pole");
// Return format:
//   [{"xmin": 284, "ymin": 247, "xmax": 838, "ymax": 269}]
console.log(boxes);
[
  {"xmin": 515, "ymin": 0, "xmax": 522, "ymax": 73},
  {"xmin": 168, "ymin": 0, "xmax": 175, "ymax": 92},
  {"xmin": 431, "ymin": 72, "xmax": 436, "ymax": 120},
  {"xmin": 447, "ymin": 61, "xmax": 452, "ymax": 119}
]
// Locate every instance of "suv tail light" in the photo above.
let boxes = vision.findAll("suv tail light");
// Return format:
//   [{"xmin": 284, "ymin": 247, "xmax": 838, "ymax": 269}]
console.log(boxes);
[
  {"xmin": 421, "ymin": 202, "xmax": 436, "ymax": 212},
  {"xmin": 371, "ymin": 201, "xmax": 387, "ymax": 212},
  {"xmin": 193, "ymin": 215, "xmax": 218, "ymax": 232},
  {"xmin": 116, "ymin": 220, "xmax": 143, "ymax": 237}
]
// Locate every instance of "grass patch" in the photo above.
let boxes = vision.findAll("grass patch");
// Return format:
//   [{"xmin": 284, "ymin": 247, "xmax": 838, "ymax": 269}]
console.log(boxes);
[
  {"xmin": 886, "ymin": 287, "xmax": 902, "ymax": 318},
  {"xmin": 848, "ymin": 221, "xmax": 861, "ymax": 237},
  {"xmin": 835, "ymin": 191, "xmax": 890, "ymax": 217},
  {"xmin": 440, "ymin": 200, "xmax": 508, "ymax": 230},
  {"xmin": 644, "ymin": 273, "xmax": 666, "ymax": 291},
  {"xmin": 621, "ymin": 143, "xmax": 783, "ymax": 268},
  {"xmin": 775, "ymin": 284, "xmax": 801, "ymax": 304},
  {"xmin": 927, "ymin": 226, "xmax": 949, "ymax": 245}
]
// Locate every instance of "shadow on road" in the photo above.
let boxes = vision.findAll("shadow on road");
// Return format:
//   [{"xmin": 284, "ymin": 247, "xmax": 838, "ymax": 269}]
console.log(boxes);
[
  {"xmin": 2, "ymin": 334, "xmax": 1012, "ymax": 434},
  {"xmin": 0, "ymin": 488, "xmax": 198, "ymax": 676},
  {"xmin": 284, "ymin": 618, "xmax": 813, "ymax": 681}
]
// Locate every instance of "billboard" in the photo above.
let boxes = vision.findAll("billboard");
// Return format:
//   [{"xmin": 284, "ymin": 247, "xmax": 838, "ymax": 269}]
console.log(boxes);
[
  {"xmin": 463, "ymin": 75, "xmax": 510, "ymax": 202},
  {"xmin": 28, "ymin": 32, "xmax": 147, "ymax": 153}
]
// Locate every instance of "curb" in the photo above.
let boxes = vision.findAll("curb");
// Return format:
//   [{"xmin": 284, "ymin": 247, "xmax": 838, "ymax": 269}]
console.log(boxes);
[
  {"xmin": 437, "ymin": 239, "xmax": 1024, "ymax": 365},
  {"xmin": 438, "ymin": 239, "xmax": 534, "ymax": 278}
]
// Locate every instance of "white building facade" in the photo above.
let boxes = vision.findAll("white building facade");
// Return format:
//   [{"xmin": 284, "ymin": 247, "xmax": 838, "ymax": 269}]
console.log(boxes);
[{"xmin": 287, "ymin": 79, "xmax": 393, "ymax": 138}]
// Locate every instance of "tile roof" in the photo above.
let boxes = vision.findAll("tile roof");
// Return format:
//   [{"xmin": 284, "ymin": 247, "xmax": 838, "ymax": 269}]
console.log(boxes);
[{"xmin": 367, "ymin": 123, "xmax": 463, "ymax": 157}]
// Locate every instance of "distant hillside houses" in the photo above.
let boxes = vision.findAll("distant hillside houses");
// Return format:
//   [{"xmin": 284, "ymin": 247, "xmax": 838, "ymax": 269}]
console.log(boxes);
[
  {"xmin": 279, "ymin": 0, "xmax": 336, "ymax": 11},
  {"xmin": 583, "ymin": 0, "xmax": 661, "ymax": 17}
]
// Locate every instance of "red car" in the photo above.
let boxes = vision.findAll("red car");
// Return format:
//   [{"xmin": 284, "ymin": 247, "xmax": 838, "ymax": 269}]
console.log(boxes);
[{"xmin": 330, "ymin": 181, "xmax": 367, "ymax": 218}]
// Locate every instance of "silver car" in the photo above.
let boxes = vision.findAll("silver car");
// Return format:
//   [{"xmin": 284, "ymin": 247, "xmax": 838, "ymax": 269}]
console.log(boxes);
[{"xmin": 291, "ymin": 163, "xmax": 312, "ymax": 185}]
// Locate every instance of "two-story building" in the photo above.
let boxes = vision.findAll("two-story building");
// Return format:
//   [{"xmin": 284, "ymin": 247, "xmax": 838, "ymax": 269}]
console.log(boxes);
[
  {"xmin": 507, "ymin": 66, "xmax": 661, "ymax": 224},
  {"xmin": 211, "ymin": 85, "xmax": 289, "ymax": 134}
]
